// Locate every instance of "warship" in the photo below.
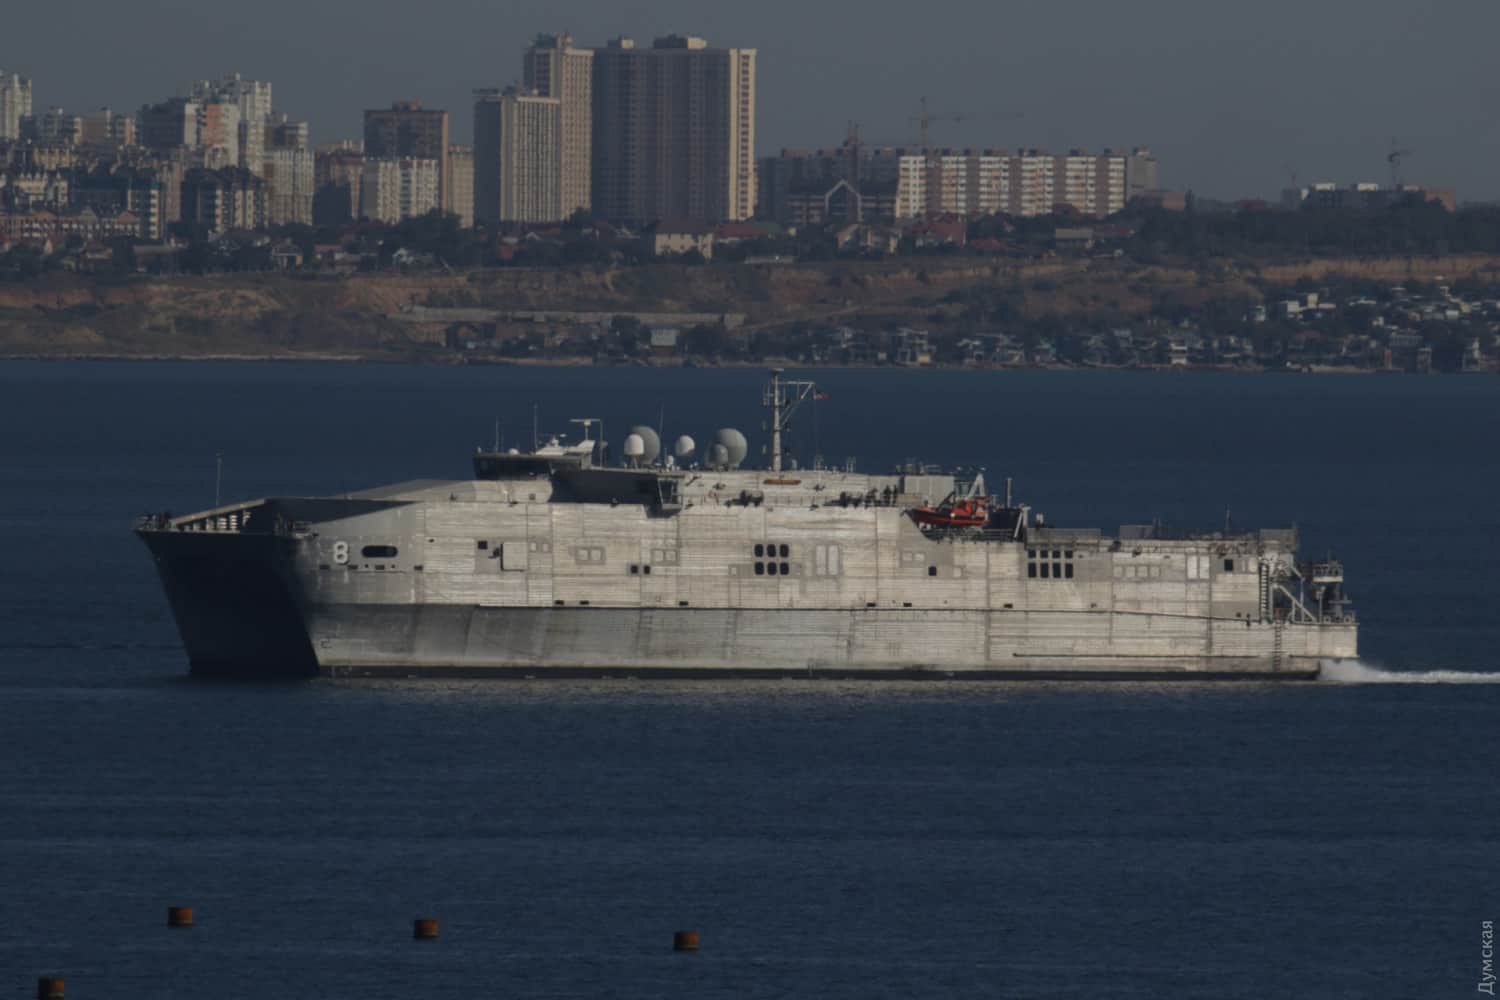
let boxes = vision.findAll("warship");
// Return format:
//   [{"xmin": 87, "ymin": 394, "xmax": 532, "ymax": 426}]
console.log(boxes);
[{"xmin": 135, "ymin": 371, "xmax": 1357, "ymax": 679}]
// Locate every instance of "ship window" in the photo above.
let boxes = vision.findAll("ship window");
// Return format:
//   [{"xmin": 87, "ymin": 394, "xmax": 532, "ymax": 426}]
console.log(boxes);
[
  {"xmin": 1065, "ymin": 563, "xmax": 1074, "ymax": 579},
  {"xmin": 1040, "ymin": 563, "xmax": 1050, "ymax": 578},
  {"xmin": 1053, "ymin": 562, "xmax": 1062, "ymax": 577},
  {"xmin": 754, "ymin": 562, "xmax": 765, "ymax": 576},
  {"xmin": 1224, "ymin": 558, "xmax": 1235, "ymax": 572},
  {"xmin": 363, "ymin": 545, "xmax": 398, "ymax": 559},
  {"xmin": 1052, "ymin": 550, "xmax": 1062, "ymax": 559},
  {"xmin": 928, "ymin": 566, "xmax": 937, "ymax": 577},
  {"xmin": 644, "ymin": 565, "xmax": 652, "ymax": 575},
  {"xmin": 779, "ymin": 544, "xmax": 790, "ymax": 558},
  {"xmin": 1064, "ymin": 550, "xmax": 1073, "ymax": 559},
  {"xmin": 754, "ymin": 544, "xmax": 764, "ymax": 557},
  {"xmin": 1028, "ymin": 563, "xmax": 1037, "ymax": 578},
  {"xmin": 780, "ymin": 562, "xmax": 790, "ymax": 575},
  {"xmin": 629, "ymin": 564, "xmax": 639, "ymax": 575},
  {"xmin": 477, "ymin": 540, "xmax": 488, "ymax": 550},
  {"xmin": 1027, "ymin": 549, "xmax": 1036, "ymax": 558}
]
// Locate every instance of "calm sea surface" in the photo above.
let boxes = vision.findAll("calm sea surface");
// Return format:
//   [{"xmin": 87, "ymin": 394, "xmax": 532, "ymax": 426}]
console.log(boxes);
[{"xmin": 1, "ymin": 362, "xmax": 1497, "ymax": 998}]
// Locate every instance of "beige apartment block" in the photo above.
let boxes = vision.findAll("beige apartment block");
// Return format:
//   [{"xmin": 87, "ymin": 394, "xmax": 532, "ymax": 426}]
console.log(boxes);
[
  {"xmin": 445, "ymin": 144, "xmax": 474, "ymax": 228},
  {"xmin": 591, "ymin": 35, "xmax": 756, "ymax": 222},
  {"xmin": 523, "ymin": 33, "xmax": 592, "ymax": 217},
  {"xmin": 473, "ymin": 88, "xmax": 561, "ymax": 224},
  {"xmin": 360, "ymin": 156, "xmax": 440, "ymax": 223}
]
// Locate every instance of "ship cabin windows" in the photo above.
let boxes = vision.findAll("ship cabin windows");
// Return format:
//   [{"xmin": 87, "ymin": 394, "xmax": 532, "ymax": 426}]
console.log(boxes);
[
  {"xmin": 628, "ymin": 564, "xmax": 653, "ymax": 575},
  {"xmin": 573, "ymin": 546, "xmax": 606, "ymax": 564},
  {"xmin": 751, "ymin": 543, "xmax": 793, "ymax": 579},
  {"xmin": 1028, "ymin": 548, "xmax": 1075, "ymax": 581},
  {"xmin": 362, "ymin": 545, "xmax": 398, "ymax": 559}
]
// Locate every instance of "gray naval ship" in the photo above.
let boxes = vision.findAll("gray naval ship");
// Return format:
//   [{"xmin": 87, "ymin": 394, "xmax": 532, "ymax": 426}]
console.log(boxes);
[{"xmin": 136, "ymin": 371, "xmax": 1357, "ymax": 679}]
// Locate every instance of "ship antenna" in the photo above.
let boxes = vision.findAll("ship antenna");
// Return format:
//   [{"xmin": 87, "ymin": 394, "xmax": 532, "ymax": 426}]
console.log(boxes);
[
  {"xmin": 532, "ymin": 403, "xmax": 539, "ymax": 451},
  {"xmin": 494, "ymin": 417, "xmax": 500, "ymax": 452},
  {"xmin": 214, "ymin": 451, "xmax": 222, "ymax": 508}
]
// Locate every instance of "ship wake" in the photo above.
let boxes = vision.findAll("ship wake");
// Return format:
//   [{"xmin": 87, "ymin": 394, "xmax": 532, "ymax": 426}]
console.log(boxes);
[{"xmin": 1319, "ymin": 659, "xmax": 1500, "ymax": 684}]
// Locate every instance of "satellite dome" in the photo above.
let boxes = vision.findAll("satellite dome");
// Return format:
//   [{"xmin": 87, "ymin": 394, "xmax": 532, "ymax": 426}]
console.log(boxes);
[
  {"xmin": 623, "ymin": 433, "xmax": 646, "ymax": 465},
  {"xmin": 628, "ymin": 425, "xmax": 661, "ymax": 464},
  {"xmin": 673, "ymin": 435, "xmax": 696, "ymax": 461},
  {"xmin": 714, "ymin": 428, "xmax": 748, "ymax": 468},
  {"xmin": 707, "ymin": 443, "xmax": 731, "ymax": 470}
]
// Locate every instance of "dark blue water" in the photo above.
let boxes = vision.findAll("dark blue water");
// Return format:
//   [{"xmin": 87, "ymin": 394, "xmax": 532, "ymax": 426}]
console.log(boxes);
[{"xmin": 1, "ymin": 362, "xmax": 1497, "ymax": 997}]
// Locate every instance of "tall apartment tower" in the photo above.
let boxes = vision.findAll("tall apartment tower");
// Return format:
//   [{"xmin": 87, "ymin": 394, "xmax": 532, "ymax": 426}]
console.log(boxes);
[
  {"xmin": 0, "ymin": 71, "xmax": 34, "ymax": 140},
  {"xmin": 590, "ymin": 35, "xmax": 756, "ymax": 223},
  {"xmin": 523, "ymin": 32, "xmax": 592, "ymax": 217},
  {"xmin": 190, "ymin": 74, "xmax": 273, "ymax": 176},
  {"xmin": 364, "ymin": 101, "xmax": 450, "ymax": 210},
  {"xmin": 446, "ymin": 144, "xmax": 474, "ymax": 228},
  {"xmin": 473, "ymin": 88, "xmax": 561, "ymax": 224}
]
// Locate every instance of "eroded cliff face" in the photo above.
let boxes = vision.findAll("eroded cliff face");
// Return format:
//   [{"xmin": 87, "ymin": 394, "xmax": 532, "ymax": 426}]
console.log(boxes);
[{"xmin": 2, "ymin": 254, "xmax": 1496, "ymax": 360}]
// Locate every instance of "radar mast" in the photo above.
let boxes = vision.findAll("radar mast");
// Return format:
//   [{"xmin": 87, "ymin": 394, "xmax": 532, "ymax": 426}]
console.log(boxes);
[{"xmin": 762, "ymin": 369, "xmax": 817, "ymax": 473}]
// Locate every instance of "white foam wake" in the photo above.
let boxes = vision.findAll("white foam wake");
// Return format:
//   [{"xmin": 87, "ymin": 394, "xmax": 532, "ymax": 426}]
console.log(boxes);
[{"xmin": 1319, "ymin": 659, "xmax": 1500, "ymax": 684}]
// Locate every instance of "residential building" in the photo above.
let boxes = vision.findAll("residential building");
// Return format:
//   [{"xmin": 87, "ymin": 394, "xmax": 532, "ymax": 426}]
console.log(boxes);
[
  {"xmin": 363, "ymin": 101, "xmax": 449, "ymax": 210},
  {"xmin": 196, "ymin": 100, "xmax": 241, "ymax": 168},
  {"xmin": 71, "ymin": 166, "xmax": 167, "ymax": 238},
  {"xmin": 0, "ymin": 71, "xmax": 32, "ymax": 141},
  {"xmin": 180, "ymin": 166, "xmax": 266, "ymax": 234},
  {"xmin": 190, "ymin": 74, "xmax": 273, "ymax": 176},
  {"xmin": 1284, "ymin": 182, "xmax": 1457, "ymax": 213},
  {"xmin": 645, "ymin": 219, "xmax": 714, "ymax": 258},
  {"xmin": 264, "ymin": 113, "xmax": 309, "ymax": 153},
  {"xmin": 79, "ymin": 108, "xmax": 136, "ymax": 151},
  {"xmin": 591, "ymin": 35, "xmax": 756, "ymax": 222},
  {"xmin": 138, "ymin": 98, "xmax": 200, "ymax": 152},
  {"xmin": 1007, "ymin": 151, "xmax": 1055, "ymax": 217},
  {"xmin": 1126, "ymin": 147, "xmax": 1158, "ymax": 202},
  {"xmin": 264, "ymin": 147, "xmax": 314, "ymax": 225},
  {"xmin": 472, "ymin": 87, "xmax": 561, "ymax": 224},
  {"xmin": 523, "ymin": 32, "xmax": 592, "ymax": 216},
  {"xmin": 24, "ymin": 107, "xmax": 83, "ymax": 146},
  {"xmin": 446, "ymin": 144, "xmax": 473, "ymax": 228},
  {"xmin": 313, "ymin": 141, "xmax": 363, "ymax": 225},
  {"xmin": 360, "ymin": 156, "xmax": 440, "ymax": 223}
]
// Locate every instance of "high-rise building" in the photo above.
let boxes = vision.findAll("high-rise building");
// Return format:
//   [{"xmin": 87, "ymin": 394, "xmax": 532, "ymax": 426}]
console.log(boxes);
[
  {"xmin": 265, "ymin": 113, "xmax": 309, "ymax": 153},
  {"xmin": 1007, "ymin": 151, "xmax": 1056, "ymax": 218},
  {"xmin": 313, "ymin": 141, "xmax": 364, "ymax": 226},
  {"xmin": 1125, "ymin": 147, "xmax": 1158, "ymax": 202},
  {"xmin": 523, "ymin": 32, "xmax": 592, "ymax": 217},
  {"xmin": 472, "ymin": 88, "xmax": 561, "ymax": 224},
  {"xmin": 190, "ymin": 75, "xmax": 273, "ymax": 176},
  {"xmin": 197, "ymin": 101, "xmax": 242, "ymax": 168},
  {"xmin": 25, "ymin": 107, "xmax": 83, "ymax": 146},
  {"xmin": 79, "ymin": 108, "xmax": 136, "ymax": 151},
  {"xmin": 264, "ymin": 148, "xmax": 314, "ymax": 225},
  {"xmin": 0, "ymin": 71, "xmax": 33, "ymax": 141},
  {"xmin": 446, "ymin": 144, "xmax": 474, "ymax": 228},
  {"xmin": 363, "ymin": 101, "xmax": 449, "ymax": 210},
  {"xmin": 360, "ymin": 156, "xmax": 440, "ymax": 223},
  {"xmin": 180, "ymin": 166, "xmax": 266, "ymax": 234},
  {"xmin": 138, "ymin": 98, "xmax": 201, "ymax": 152},
  {"xmin": 590, "ymin": 35, "xmax": 756, "ymax": 222}
]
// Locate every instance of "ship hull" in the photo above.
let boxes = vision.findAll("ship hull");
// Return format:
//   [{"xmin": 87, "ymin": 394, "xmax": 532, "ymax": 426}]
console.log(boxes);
[{"xmin": 303, "ymin": 604, "xmax": 1338, "ymax": 680}]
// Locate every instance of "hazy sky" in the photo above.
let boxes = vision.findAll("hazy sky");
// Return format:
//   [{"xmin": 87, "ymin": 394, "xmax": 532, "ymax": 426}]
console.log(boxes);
[{"xmin": 8, "ymin": 0, "xmax": 1498, "ymax": 201}]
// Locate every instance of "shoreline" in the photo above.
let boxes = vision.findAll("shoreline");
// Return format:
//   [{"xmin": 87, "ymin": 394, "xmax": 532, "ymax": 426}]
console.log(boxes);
[{"xmin": 0, "ymin": 351, "xmax": 1471, "ymax": 375}]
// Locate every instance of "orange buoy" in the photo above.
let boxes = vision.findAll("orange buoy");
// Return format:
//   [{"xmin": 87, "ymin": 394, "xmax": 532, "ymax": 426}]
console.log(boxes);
[
  {"xmin": 673, "ymin": 930, "xmax": 699, "ymax": 952},
  {"xmin": 167, "ymin": 906, "xmax": 194, "ymax": 928},
  {"xmin": 413, "ymin": 918, "xmax": 439, "ymax": 940},
  {"xmin": 36, "ymin": 977, "xmax": 65, "ymax": 1000}
]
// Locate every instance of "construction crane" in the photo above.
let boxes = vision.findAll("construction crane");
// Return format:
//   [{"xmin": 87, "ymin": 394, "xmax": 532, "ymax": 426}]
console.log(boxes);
[
  {"xmin": 1387, "ymin": 137, "xmax": 1414, "ymax": 188},
  {"xmin": 908, "ymin": 97, "xmax": 1023, "ymax": 149}
]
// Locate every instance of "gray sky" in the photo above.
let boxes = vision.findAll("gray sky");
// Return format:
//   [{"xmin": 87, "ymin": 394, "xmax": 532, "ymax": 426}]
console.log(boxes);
[{"xmin": 9, "ymin": 0, "xmax": 1498, "ymax": 201}]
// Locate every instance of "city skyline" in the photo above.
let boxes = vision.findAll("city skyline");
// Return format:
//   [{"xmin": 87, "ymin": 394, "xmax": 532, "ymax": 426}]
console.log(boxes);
[{"xmin": 5, "ymin": 0, "xmax": 1497, "ymax": 202}]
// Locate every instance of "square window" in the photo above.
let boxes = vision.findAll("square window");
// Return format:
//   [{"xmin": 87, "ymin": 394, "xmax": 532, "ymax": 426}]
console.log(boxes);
[
  {"xmin": 644, "ymin": 565, "xmax": 652, "ymax": 575},
  {"xmin": 780, "ymin": 544, "xmax": 790, "ymax": 558},
  {"xmin": 629, "ymin": 564, "xmax": 639, "ymax": 575},
  {"xmin": 754, "ymin": 562, "xmax": 765, "ymax": 576},
  {"xmin": 780, "ymin": 562, "xmax": 790, "ymax": 575},
  {"xmin": 477, "ymin": 540, "xmax": 488, "ymax": 550},
  {"xmin": 754, "ymin": 544, "xmax": 764, "ymax": 557},
  {"xmin": 928, "ymin": 566, "xmax": 937, "ymax": 577},
  {"xmin": 1224, "ymin": 559, "xmax": 1235, "ymax": 572}
]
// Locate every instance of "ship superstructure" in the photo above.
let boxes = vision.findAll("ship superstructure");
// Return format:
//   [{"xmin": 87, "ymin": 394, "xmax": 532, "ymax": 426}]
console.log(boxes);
[{"xmin": 135, "ymin": 372, "xmax": 1357, "ymax": 679}]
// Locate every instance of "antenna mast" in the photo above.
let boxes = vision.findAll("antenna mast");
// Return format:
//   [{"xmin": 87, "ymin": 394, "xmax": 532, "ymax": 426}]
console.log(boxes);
[{"xmin": 762, "ymin": 369, "xmax": 817, "ymax": 473}]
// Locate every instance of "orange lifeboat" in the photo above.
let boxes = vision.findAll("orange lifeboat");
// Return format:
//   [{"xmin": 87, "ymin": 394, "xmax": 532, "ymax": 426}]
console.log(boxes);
[{"xmin": 909, "ymin": 495, "xmax": 991, "ymax": 529}]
